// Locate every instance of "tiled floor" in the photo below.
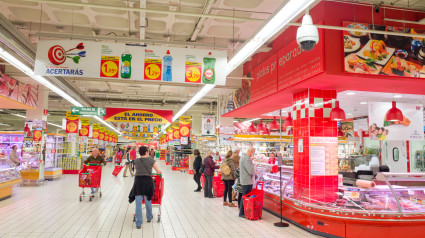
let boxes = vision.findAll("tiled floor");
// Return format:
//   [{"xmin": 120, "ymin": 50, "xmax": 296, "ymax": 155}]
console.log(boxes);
[{"xmin": 0, "ymin": 161, "xmax": 319, "ymax": 238}]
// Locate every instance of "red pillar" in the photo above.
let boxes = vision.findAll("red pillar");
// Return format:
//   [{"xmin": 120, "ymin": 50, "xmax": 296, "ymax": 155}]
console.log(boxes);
[{"xmin": 293, "ymin": 89, "xmax": 339, "ymax": 203}]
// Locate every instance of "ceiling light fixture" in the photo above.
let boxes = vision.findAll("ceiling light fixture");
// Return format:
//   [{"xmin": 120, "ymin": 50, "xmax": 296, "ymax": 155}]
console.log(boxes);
[
  {"xmin": 248, "ymin": 122, "xmax": 257, "ymax": 133},
  {"xmin": 360, "ymin": 102, "xmax": 367, "ymax": 105},
  {"xmin": 12, "ymin": 114, "xmax": 26, "ymax": 118},
  {"xmin": 330, "ymin": 101, "xmax": 346, "ymax": 121},
  {"xmin": 346, "ymin": 92, "xmax": 356, "ymax": 95},
  {"xmin": 47, "ymin": 122, "xmax": 62, "ymax": 128},
  {"xmin": 283, "ymin": 113, "xmax": 293, "ymax": 128},
  {"xmin": 269, "ymin": 117, "xmax": 281, "ymax": 131},
  {"xmin": 385, "ymin": 101, "xmax": 403, "ymax": 122},
  {"xmin": 256, "ymin": 120, "xmax": 266, "ymax": 132},
  {"xmin": 93, "ymin": 116, "xmax": 120, "ymax": 134},
  {"xmin": 226, "ymin": 0, "xmax": 317, "ymax": 75},
  {"xmin": 0, "ymin": 123, "xmax": 10, "ymax": 126},
  {"xmin": 394, "ymin": 95, "xmax": 402, "ymax": 98},
  {"xmin": 244, "ymin": 118, "xmax": 260, "ymax": 123}
]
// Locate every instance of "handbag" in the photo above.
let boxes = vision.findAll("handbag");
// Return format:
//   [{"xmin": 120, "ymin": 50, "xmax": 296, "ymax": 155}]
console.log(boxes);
[{"xmin": 139, "ymin": 158, "xmax": 156, "ymax": 190}]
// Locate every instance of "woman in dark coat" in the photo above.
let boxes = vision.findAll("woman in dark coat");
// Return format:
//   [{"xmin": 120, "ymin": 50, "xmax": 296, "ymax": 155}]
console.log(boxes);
[
  {"xmin": 204, "ymin": 150, "xmax": 219, "ymax": 198},
  {"xmin": 193, "ymin": 149, "xmax": 202, "ymax": 192}
]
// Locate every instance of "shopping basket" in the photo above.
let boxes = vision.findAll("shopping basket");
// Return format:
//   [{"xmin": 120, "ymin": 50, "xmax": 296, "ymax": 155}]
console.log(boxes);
[
  {"xmin": 133, "ymin": 174, "xmax": 164, "ymax": 222},
  {"xmin": 213, "ymin": 177, "xmax": 225, "ymax": 197},
  {"xmin": 242, "ymin": 181, "xmax": 264, "ymax": 220},
  {"xmin": 79, "ymin": 163, "xmax": 102, "ymax": 202},
  {"xmin": 112, "ymin": 165, "xmax": 124, "ymax": 176}
]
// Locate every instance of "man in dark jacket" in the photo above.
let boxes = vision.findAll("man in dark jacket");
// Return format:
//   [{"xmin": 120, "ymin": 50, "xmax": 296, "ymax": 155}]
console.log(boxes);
[
  {"xmin": 203, "ymin": 150, "xmax": 219, "ymax": 198},
  {"xmin": 193, "ymin": 149, "xmax": 202, "ymax": 192}
]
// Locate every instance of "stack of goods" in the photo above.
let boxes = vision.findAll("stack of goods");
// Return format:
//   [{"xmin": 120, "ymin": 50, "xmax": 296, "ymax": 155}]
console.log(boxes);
[{"xmin": 62, "ymin": 157, "xmax": 81, "ymax": 170}]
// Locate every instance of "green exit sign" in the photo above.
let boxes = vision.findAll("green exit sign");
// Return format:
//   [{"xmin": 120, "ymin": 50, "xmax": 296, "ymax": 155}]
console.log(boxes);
[{"xmin": 71, "ymin": 107, "xmax": 106, "ymax": 116}]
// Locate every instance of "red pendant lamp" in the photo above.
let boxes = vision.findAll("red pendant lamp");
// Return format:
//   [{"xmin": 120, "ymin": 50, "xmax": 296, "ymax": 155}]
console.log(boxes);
[
  {"xmin": 330, "ymin": 101, "xmax": 346, "ymax": 121},
  {"xmin": 248, "ymin": 122, "xmax": 257, "ymax": 133},
  {"xmin": 263, "ymin": 126, "xmax": 270, "ymax": 135},
  {"xmin": 24, "ymin": 123, "xmax": 31, "ymax": 133},
  {"xmin": 283, "ymin": 112, "xmax": 293, "ymax": 128},
  {"xmin": 269, "ymin": 117, "xmax": 281, "ymax": 131},
  {"xmin": 385, "ymin": 101, "xmax": 403, "ymax": 122},
  {"xmin": 256, "ymin": 119, "xmax": 266, "ymax": 133}
]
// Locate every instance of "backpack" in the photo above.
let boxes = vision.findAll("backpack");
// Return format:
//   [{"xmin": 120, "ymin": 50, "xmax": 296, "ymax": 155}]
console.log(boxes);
[{"xmin": 220, "ymin": 161, "xmax": 232, "ymax": 176}]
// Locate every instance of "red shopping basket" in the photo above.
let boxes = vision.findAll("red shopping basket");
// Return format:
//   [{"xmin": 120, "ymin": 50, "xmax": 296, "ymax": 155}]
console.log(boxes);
[
  {"xmin": 200, "ymin": 174, "xmax": 205, "ymax": 188},
  {"xmin": 242, "ymin": 182, "xmax": 264, "ymax": 220},
  {"xmin": 79, "ymin": 164, "xmax": 102, "ymax": 188},
  {"xmin": 112, "ymin": 165, "xmax": 124, "ymax": 176},
  {"xmin": 213, "ymin": 177, "xmax": 225, "ymax": 197}
]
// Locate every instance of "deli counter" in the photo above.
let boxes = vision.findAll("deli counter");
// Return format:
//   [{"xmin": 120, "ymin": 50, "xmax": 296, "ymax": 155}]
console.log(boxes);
[
  {"xmin": 255, "ymin": 162, "xmax": 425, "ymax": 238},
  {"xmin": 0, "ymin": 156, "xmax": 21, "ymax": 200}
]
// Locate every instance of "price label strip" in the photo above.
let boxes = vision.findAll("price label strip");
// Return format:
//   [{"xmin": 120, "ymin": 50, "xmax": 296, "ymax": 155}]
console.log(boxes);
[
  {"xmin": 144, "ymin": 59, "xmax": 162, "ymax": 80},
  {"xmin": 185, "ymin": 62, "xmax": 202, "ymax": 83},
  {"xmin": 100, "ymin": 56, "xmax": 119, "ymax": 78}
]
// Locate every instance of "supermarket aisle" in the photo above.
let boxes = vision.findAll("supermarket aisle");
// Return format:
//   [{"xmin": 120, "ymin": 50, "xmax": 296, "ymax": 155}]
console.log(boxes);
[{"xmin": 0, "ymin": 161, "xmax": 318, "ymax": 238}]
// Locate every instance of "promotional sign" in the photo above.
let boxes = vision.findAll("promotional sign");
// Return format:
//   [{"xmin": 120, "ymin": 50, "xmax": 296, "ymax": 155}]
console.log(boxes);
[
  {"xmin": 105, "ymin": 130, "xmax": 110, "ymax": 142},
  {"xmin": 92, "ymin": 124, "xmax": 100, "ymax": 139},
  {"xmin": 353, "ymin": 117, "xmax": 368, "ymax": 133},
  {"xmin": 0, "ymin": 67, "xmax": 39, "ymax": 108},
  {"xmin": 179, "ymin": 116, "xmax": 191, "ymax": 138},
  {"xmin": 33, "ymin": 130, "xmax": 43, "ymax": 142},
  {"xmin": 277, "ymin": 29, "xmax": 325, "ymax": 90},
  {"xmin": 201, "ymin": 114, "xmax": 215, "ymax": 136},
  {"xmin": 66, "ymin": 111, "xmax": 79, "ymax": 133},
  {"xmin": 173, "ymin": 122, "xmax": 180, "ymax": 140},
  {"xmin": 368, "ymin": 102, "xmax": 424, "ymax": 141},
  {"xmin": 220, "ymin": 79, "xmax": 251, "ymax": 115},
  {"xmin": 79, "ymin": 118, "xmax": 90, "ymax": 137},
  {"xmin": 167, "ymin": 127, "xmax": 174, "ymax": 142},
  {"xmin": 35, "ymin": 40, "xmax": 227, "ymax": 85},
  {"xmin": 310, "ymin": 137, "xmax": 339, "ymax": 176},
  {"xmin": 99, "ymin": 127, "xmax": 105, "ymax": 141},
  {"xmin": 180, "ymin": 137, "xmax": 189, "ymax": 145},
  {"xmin": 67, "ymin": 133, "xmax": 77, "ymax": 142},
  {"xmin": 103, "ymin": 108, "xmax": 172, "ymax": 124},
  {"xmin": 252, "ymin": 54, "xmax": 278, "ymax": 101},
  {"xmin": 343, "ymin": 21, "xmax": 425, "ymax": 78}
]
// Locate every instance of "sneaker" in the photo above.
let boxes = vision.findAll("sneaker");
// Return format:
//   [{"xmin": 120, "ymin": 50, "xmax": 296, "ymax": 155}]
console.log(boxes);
[
  {"xmin": 194, "ymin": 189, "xmax": 201, "ymax": 192},
  {"xmin": 136, "ymin": 226, "xmax": 141, "ymax": 229},
  {"xmin": 223, "ymin": 202, "xmax": 229, "ymax": 206},
  {"xmin": 228, "ymin": 203, "xmax": 237, "ymax": 207},
  {"xmin": 147, "ymin": 220, "xmax": 152, "ymax": 223}
]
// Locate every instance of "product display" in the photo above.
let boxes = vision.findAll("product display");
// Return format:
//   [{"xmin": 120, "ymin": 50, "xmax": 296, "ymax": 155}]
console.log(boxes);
[
  {"xmin": 0, "ymin": 156, "xmax": 21, "ymax": 199},
  {"xmin": 0, "ymin": 132, "xmax": 24, "ymax": 158}
]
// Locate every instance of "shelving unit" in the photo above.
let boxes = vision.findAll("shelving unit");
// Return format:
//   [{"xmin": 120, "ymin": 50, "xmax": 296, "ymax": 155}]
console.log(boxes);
[
  {"xmin": 20, "ymin": 138, "xmax": 44, "ymax": 186},
  {"xmin": 0, "ymin": 132, "xmax": 24, "ymax": 159},
  {"xmin": 44, "ymin": 133, "xmax": 65, "ymax": 180}
]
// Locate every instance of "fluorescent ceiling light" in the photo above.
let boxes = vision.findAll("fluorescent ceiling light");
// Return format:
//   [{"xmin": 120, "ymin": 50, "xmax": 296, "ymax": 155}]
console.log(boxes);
[
  {"xmin": 0, "ymin": 123, "xmax": 10, "ymax": 126},
  {"xmin": 226, "ymin": 0, "xmax": 317, "ymax": 75},
  {"xmin": 93, "ymin": 115, "xmax": 121, "ymax": 134},
  {"xmin": 394, "ymin": 95, "xmax": 402, "ymax": 98},
  {"xmin": 347, "ymin": 113, "xmax": 353, "ymax": 116},
  {"xmin": 12, "ymin": 114, "xmax": 26, "ymax": 118},
  {"xmin": 0, "ymin": 47, "xmax": 83, "ymax": 107},
  {"xmin": 244, "ymin": 118, "xmax": 260, "ymax": 123},
  {"xmin": 346, "ymin": 92, "xmax": 356, "ymax": 95},
  {"xmin": 360, "ymin": 102, "xmax": 367, "ymax": 105},
  {"xmin": 172, "ymin": 84, "xmax": 215, "ymax": 122},
  {"xmin": 47, "ymin": 122, "xmax": 62, "ymax": 128}
]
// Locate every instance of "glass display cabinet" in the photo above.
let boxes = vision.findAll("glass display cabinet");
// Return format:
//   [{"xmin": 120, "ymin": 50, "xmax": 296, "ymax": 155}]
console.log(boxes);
[{"xmin": 0, "ymin": 156, "xmax": 22, "ymax": 200}]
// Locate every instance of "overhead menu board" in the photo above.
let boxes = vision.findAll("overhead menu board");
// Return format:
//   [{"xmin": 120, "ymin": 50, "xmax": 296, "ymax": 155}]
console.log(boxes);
[{"xmin": 34, "ymin": 40, "xmax": 227, "ymax": 85}]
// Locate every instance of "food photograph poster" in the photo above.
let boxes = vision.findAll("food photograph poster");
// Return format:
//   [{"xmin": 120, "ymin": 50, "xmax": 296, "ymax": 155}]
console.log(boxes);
[
  {"xmin": 368, "ymin": 102, "xmax": 424, "ymax": 141},
  {"xmin": 343, "ymin": 21, "xmax": 425, "ymax": 78}
]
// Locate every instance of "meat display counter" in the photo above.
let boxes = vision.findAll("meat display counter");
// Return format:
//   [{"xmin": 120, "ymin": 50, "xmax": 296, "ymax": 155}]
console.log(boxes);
[
  {"xmin": 0, "ymin": 156, "xmax": 21, "ymax": 200},
  {"xmin": 254, "ymin": 162, "xmax": 425, "ymax": 238}
]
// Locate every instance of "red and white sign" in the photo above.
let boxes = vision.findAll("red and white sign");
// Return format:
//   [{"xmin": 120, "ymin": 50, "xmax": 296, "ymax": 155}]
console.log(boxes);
[{"xmin": 252, "ymin": 55, "xmax": 278, "ymax": 101}]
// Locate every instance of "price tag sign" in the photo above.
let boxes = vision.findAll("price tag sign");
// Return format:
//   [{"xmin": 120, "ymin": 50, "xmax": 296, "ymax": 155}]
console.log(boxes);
[
  {"xmin": 185, "ymin": 62, "xmax": 202, "ymax": 83},
  {"xmin": 100, "ymin": 56, "xmax": 119, "ymax": 78},
  {"xmin": 144, "ymin": 59, "xmax": 162, "ymax": 80}
]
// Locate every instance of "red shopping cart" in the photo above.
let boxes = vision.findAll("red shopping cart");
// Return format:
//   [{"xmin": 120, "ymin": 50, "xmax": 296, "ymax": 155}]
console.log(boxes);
[
  {"xmin": 133, "ymin": 174, "xmax": 164, "ymax": 222},
  {"xmin": 79, "ymin": 163, "xmax": 102, "ymax": 202},
  {"xmin": 242, "ymin": 181, "xmax": 265, "ymax": 220},
  {"xmin": 112, "ymin": 165, "xmax": 124, "ymax": 176}
]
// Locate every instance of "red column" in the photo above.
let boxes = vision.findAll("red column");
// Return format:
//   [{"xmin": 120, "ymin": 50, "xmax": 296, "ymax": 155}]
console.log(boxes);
[{"xmin": 293, "ymin": 89, "xmax": 339, "ymax": 203}]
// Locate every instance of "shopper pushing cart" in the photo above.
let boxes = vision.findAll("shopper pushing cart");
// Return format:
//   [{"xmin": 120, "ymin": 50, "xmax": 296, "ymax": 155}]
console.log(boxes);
[
  {"xmin": 129, "ymin": 146, "xmax": 162, "ymax": 229},
  {"xmin": 79, "ymin": 148, "xmax": 106, "ymax": 201}
]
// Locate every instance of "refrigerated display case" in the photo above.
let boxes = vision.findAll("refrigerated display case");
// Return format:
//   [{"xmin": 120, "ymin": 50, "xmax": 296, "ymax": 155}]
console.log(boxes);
[
  {"xmin": 20, "ymin": 138, "xmax": 44, "ymax": 185},
  {"xmin": 255, "ymin": 163, "xmax": 425, "ymax": 238},
  {"xmin": 44, "ymin": 133, "xmax": 64, "ymax": 179},
  {"xmin": 0, "ymin": 132, "xmax": 24, "ymax": 159},
  {"xmin": 0, "ymin": 156, "xmax": 21, "ymax": 200}
]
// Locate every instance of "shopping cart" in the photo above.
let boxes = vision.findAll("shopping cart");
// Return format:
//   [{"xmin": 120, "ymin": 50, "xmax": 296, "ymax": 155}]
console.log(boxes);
[
  {"xmin": 242, "ymin": 181, "xmax": 265, "ymax": 220},
  {"xmin": 79, "ymin": 163, "xmax": 102, "ymax": 202},
  {"xmin": 112, "ymin": 165, "xmax": 124, "ymax": 176},
  {"xmin": 133, "ymin": 174, "xmax": 164, "ymax": 222}
]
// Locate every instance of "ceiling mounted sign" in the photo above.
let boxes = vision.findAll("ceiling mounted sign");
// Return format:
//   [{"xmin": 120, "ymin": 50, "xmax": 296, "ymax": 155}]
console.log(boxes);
[
  {"xmin": 103, "ymin": 108, "xmax": 172, "ymax": 124},
  {"xmin": 34, "ymin": 40, "xmax": 227, "ymax": 85}
]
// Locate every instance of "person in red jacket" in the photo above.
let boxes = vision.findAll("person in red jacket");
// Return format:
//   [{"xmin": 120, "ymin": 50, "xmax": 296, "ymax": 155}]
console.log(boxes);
[{"xmin": 203, "ymin": 150, "xmax": 219, "ymax": 198}]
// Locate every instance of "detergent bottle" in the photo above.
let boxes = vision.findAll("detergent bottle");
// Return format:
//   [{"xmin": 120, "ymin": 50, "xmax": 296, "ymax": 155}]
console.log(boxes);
[
  {"xmin": 121, "ymin": 52, "xmax": 132, "ymax": 79},
  {"xmin": 163, "ymin": 50, "xmax": 173, "ymax": 81},
  {"xmin": 202, "ymin": 52, "xmax": 216, "ymax": 84}
]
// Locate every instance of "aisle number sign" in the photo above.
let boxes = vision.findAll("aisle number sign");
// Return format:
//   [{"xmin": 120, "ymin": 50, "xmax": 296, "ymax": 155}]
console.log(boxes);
[
  {"xmin": 66, "ymin": 111, "xmax": 79, "ymax": 134},
  {"xmin": 144, "ymin": 59, "xmax": 162, "ymax": 80},
  {"xmin": 79, "ymin": 118, "xmax": 90, "ymax": 137},
  {"xmin": 92, "ymin": 124, "xmax": 100, "ymax": 139},
  {"xmin": 100, "ymin": 56, "xmax": 119, "ymax": 78},
  {"xmin": 185, "ymin": 62, "xmax": 202, "ymax": 83},
  {"xmin": 179, "ymin": 116, "xmax": 191, "ymax": 137}
]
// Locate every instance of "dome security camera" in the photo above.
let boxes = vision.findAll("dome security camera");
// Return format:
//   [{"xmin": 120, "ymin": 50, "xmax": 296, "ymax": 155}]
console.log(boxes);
[{"xmin": 296, "ymin": 14, "xmax": 319, "ymax": 51}]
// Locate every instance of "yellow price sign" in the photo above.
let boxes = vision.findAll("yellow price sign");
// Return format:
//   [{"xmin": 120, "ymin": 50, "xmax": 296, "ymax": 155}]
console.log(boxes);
[
  {"xmin": 144, "ymin": 59, "xmax": 162, "ymax": 80},
  {"xmin": 100, "ymin": 56, "xmax": 119, "ymax": 78},
  {"xmin": 180, "ymin": 126, "xmax": 190, "ymax": 136},
  {"xmin": 185, "ymin": 67, "xmax": 201, "ymax": 82}
]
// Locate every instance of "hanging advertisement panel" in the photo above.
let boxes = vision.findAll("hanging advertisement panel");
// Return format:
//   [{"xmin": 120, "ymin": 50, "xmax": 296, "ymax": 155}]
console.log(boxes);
[
  {"xmin": 103, "ymin": 108, "xmax": 172, "ymax": 124},
  {"xmin": 92, "ymin": 124, "xmax": 100, "ymax": 139},
  {"xmin": 35, "ymin": 41, "xmax": 227, "ymax": 85},
  {"xmin": 201, "ymin": 114, "xmax": 215, "ymax": 136},
  {"xmin": 66, "ymin": 111, "xmax": 79, "ymax": 134},
  {"xmin": 79, "ymin": 118, "xmax": 90, "ymax": 137},
  {"xmin": 179, "ymin": 116, "xmax": 191, "ymax": 138},
  {"xmin": 173, "ymin": 122, "xmax": 180, "ymax": 140},
  {"xmin": 368, "ymin": 102, "xmax": 423, "ymax": 141}
]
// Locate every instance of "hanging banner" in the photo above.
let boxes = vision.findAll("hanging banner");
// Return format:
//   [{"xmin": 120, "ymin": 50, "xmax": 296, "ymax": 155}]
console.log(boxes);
[
  {"xmin": 34, "ymin": 40, "xmax": 227, "ymax": 85},
  {"xmin": 79, "ymin": 118, "xmax": 90, "ymax": 137},
  {"xmin": 179, "ymin": 116, "xmax": 191, "ymax": 138},
  {"xmin": 167, "ymin": 127, "xmax": 174, "ymax": 141},
  {"xmin": 105, "ymin": 130, "xmax": 110, "ymax": 142},
  {"xmin": 103, "ymin": 108, "xmax": 172, "ymax": 124},
  {"xmin": 202, "ymin": 114, "xmax": 215, "ymax": 136},
  {"xmin": 66, "ymin": 111, "xmax": 79, "ymax": 133},
  {"xmin": 368, "ymin": 102, "xmax": 424, "ymax": 141},
  {"xmin": 173, "ymin": 122, "xmax": 180, "ymax": 140},
  {"xmin": 33, "ymin": 129, "xmax": 43, "ymax": 142},
  {"xmin": 99, "ymin": 127, "xmax": 105, "ymax": 141},
  {"xmin": 92, "ymin": 124, "xmax": 100, "ymax": 139}
]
